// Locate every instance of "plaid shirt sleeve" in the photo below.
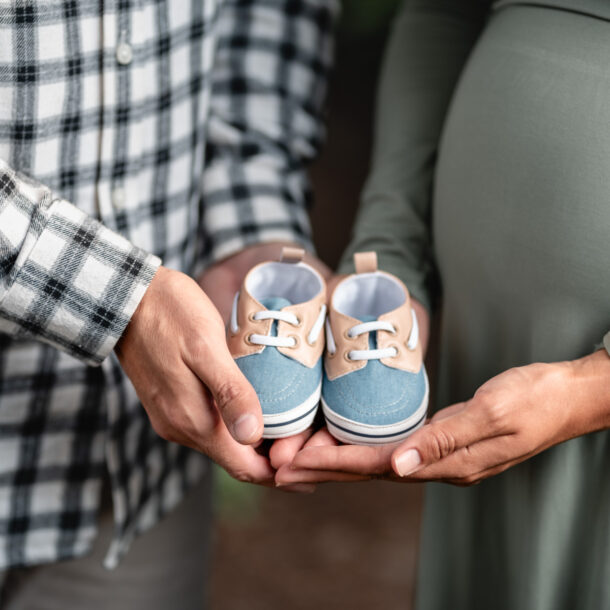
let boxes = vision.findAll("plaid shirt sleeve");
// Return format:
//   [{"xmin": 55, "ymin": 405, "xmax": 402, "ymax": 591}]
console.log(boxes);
[
  {"xmin": 199, "ymin": 0, "xmax": 339, "ymax": 265},
  {"xmin": 0, "ymin": 160, "xmax": 161, "ymax": 366}
]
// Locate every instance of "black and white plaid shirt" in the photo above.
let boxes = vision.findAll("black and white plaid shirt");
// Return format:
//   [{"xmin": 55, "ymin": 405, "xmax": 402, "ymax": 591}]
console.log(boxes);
[{"xmin": 0, "ymin": 0, "xmax": 336, "ymax": 569}]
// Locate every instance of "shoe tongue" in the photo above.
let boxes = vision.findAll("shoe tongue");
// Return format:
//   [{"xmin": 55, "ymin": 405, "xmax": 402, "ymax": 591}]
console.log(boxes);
[
  {"xmin": 358, "ymin": 314, "xmax": 378, "ymax": 349},
  {"xmin": 260, "ymin": 296, "xmax": 292, "ymax": 311},
  {"xmin": 259, "ymin": 297, "xmax": 293, "ymax": 339},
  {"xmin": 359, "ymin": 314, "xmax": 377, "ymax": 323}
]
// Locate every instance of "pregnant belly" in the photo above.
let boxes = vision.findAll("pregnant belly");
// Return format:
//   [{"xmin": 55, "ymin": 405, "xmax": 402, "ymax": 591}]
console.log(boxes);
[{"xmin": 434, "ymin": 6, "xmax": 610, "ymax": 322}]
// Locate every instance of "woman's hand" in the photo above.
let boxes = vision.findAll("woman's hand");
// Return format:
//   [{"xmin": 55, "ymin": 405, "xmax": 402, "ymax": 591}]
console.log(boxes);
[{"xmin": 277, "ymin": 350, "xmax": 610, "ymax": 487}]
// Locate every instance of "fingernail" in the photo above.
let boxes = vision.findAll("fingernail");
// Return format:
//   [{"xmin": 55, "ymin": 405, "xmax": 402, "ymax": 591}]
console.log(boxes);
[
  {"xmin": 232, "ymin": 414, "xmax": 259, "ymax": 443},
  {"xmin": 395, "ymin": 449, "xmax": 422, "ymax": 476}
]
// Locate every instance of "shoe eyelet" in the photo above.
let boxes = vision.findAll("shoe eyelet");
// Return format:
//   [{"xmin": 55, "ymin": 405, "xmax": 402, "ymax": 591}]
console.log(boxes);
[
  {"xmin": 247, "ymin": 312, "xmax": 257, "ymax": 323},
  {"xmin": 343, "ymin": 351, "xmax": 353, "ymax": 363},
  {"xmin": 391, "ymin": 324, "xmax": 399, "ymax": 335},
  {"xmin": 326, "ymin": 348, "xmax": 336, "ymax": 358},
  {"xmin": 245, "ymin": 334, "xmax": 255, "ymax": 345},
  {"xmin": 288, "ymin": 334, "xmax": 300, "ymax": 349},
  {"xmin": 307, "ymin": 338, "xmax": 317, "ymax": 347},
  {"xmin": 343, "ymin": 329, "xmax": 355, "ymax": 340},
  {"xmin": 406, "ymin": 342, "xmax": 417, "ymax": 352},
  {"xmin": 388, "ymin": 344, "xmax": 401, "ymax": 357},
  {"xmin": 294, "ymin": 316, "xmax": 303, "ymax": 327}
]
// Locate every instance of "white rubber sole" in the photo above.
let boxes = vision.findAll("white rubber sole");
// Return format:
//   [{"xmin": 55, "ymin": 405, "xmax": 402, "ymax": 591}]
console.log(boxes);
[
  {"xmin": 322, "ymin": 372, "xmax": 429, "ymax": 446},
  {"xmin": 262, "ymin": 382, "xmax": 321, "ymax": 439}
]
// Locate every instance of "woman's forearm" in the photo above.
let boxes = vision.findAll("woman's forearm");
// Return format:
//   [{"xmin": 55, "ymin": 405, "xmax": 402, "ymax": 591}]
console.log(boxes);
[
  {"xmin": 566, "ymin": 349, "xmax": 610, "ymax": 438},
  {"xmin": 339, "ymin": 0, "xmax": 492, "ymax": 311}
]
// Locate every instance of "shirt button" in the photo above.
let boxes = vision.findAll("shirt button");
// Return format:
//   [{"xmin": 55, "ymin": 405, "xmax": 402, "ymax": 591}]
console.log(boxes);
[
  {"xmin": 112, "ymin": 187, "xmax": 126, "ymax": 210},
  {"xmin": 116, "ymin": 42, "xmax": 133, "ymax": 66}
]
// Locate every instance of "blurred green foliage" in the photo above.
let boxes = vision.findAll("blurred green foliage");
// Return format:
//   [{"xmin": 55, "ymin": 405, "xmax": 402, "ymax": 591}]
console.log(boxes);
[
  {"xmin": 339, "ymin": 0, "xmax": 401, "ymax": 36},
  {"xmin": 213, "ymin": 465, "xmax": 264, "ymax": 524}
]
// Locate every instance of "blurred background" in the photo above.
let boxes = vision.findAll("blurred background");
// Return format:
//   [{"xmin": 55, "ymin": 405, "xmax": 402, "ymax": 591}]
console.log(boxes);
[{"xmin": 211, "ymin": 2, "xmax": 425, "ymax": 608}]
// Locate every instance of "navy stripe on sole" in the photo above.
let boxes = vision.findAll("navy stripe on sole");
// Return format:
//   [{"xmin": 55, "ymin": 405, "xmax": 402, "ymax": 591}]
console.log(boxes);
[
  {"xmin": 264, "ymin": 402, "xmax": 319, "ymax": 428},
  {"xmin": 324, "ymin": 409, "xmax": 427, "ymax": 440}
]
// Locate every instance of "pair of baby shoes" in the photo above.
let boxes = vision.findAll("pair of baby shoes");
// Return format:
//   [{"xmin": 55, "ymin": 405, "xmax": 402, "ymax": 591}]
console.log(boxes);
[{"xmin": 227, "ymin": 248, "xmax": 428, "ymax": 445}]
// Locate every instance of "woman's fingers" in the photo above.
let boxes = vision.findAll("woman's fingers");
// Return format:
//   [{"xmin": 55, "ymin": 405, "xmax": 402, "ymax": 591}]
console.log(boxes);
[
  {"xmin": 428, "ymin": 442, "xmax": 541, "ymax": 486},
  {"xmin": 291, "ymin": 443, "xmax": 396, "ymax": 476},
  {"xmin": 396, "ymin": 433, "xmax": 528, "ymax": 483},
  {"xmin": 268, "ymin": 427, "xmax": 315, "ymax": 470},
  {"xmin": 273, "ymin": 428, "xmax": 377, "ymax": 485},
  {"xmin": 391, "ymin": 398, "xmax": 508, "ymax": 477},
  {"xmin": 275, "ymin": 463, "xmax": 371, "ymax": 485},
  {"xmin": 303, "ymin": 427, "xmax": 340, "ymax": 449},
  {"xmin": 429, "ymin": 402, "xmax": 464, "ymax": 422}
]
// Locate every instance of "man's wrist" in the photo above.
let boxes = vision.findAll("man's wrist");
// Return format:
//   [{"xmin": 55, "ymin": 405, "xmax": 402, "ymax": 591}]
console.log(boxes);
[{"xmin": 115, "ymin": 265, "xmax": 168, "ymax": 356}]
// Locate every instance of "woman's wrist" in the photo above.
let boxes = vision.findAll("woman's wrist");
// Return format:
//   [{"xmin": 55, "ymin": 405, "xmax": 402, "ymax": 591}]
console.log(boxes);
[
  {"xmin": 565, "ymin": 349, "xmax": 610, "ymax": 439},
  {"xmin": 603, "ymin": 331, "xmax": 610, "ymax": 357}
]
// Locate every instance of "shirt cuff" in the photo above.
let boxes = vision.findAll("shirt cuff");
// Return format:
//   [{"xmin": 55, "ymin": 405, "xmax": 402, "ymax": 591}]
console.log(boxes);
[{"xmin": 0, "ymin": 198, "xmax": 160, "ymax": 365}]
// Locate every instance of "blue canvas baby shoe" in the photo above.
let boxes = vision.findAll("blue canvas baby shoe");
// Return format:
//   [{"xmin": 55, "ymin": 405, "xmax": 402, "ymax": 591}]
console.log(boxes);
[
  {"xmin": 227, "ymin": 247, "xmax": 327, "ymax": 439},
  {"xmin": 322, "ymin": 252, "xmax": 428, "ymax": 445}
]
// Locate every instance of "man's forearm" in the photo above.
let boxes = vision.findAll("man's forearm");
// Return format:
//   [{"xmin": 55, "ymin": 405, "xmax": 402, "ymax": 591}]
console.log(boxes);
[{"xmin": 0, "ymin": 162, "xmax": 159, "ymax": 365}]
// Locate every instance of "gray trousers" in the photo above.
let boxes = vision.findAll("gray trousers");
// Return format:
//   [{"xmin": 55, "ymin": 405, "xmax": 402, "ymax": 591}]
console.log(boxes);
[{"xmin": 0, "ymin": 472, "xmax": 213, "ymax": 610}]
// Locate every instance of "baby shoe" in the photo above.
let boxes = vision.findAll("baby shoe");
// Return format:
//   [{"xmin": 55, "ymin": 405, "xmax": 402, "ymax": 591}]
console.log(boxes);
[
  {"xmin": 227, "ymin": 247, "xmax": 327, "ymax": 439},
  {"xmin": 322, "ymin": 252, "xmax": 428, "ymax": 445}
]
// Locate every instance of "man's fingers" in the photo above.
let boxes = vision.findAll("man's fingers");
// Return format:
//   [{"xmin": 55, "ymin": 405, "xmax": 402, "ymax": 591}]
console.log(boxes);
[
  {"xmin": 151, "ymin": 383, "xmax": 274, "ymax": 485},
  {"xmin": 391, "ymin": 402, "xmax": 495, "ymax": 476},
  {"xmin": 269, "ymin": 428, "xmax": 314, "ymax": 470},
  {"xmin": 189, "ymin": 341, "xmax": 263, "ymax": 445},
  {"xmin": 207, "ymin": 420, "xmax": 275, "ymax": 483}
]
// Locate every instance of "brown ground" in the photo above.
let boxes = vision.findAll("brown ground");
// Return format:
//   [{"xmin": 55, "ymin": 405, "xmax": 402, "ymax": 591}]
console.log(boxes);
[
  {"xmin": 211, "ymin": 482, "xmax": 423, "ymax": 610},
  {"xmin": 211, "ymin": 7, "xmax": 424, "ymax": 608}
]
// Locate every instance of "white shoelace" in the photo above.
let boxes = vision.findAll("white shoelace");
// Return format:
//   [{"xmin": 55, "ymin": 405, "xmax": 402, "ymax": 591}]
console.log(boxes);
[
  {"xmin": 230, "ymin": 292, "xmax": 327, "ymax": 348},
  {"xmin": 326, "ymin": 308, "xmax": 419, "ymax": 361}
]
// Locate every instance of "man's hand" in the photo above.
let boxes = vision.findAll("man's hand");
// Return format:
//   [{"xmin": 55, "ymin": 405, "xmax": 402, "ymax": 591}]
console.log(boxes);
[
  {"xmin": 277, "ymin": 350, "xmax": 610, "ymax": 487},
  {"xmin": 198, "ymin": 242, "xmax": 332, "ymax": 479},
  {"xmin": 116, "ymin": 266, "xmax": 274, "ymax": 485},
  {"xmin": 198, "ymin": 242, "xmax": 331, "ymax": 324}
]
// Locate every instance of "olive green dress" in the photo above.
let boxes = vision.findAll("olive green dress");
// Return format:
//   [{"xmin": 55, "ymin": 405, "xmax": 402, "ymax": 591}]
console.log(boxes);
[{"xmin": 339, "ymin": 1, "xmax": 610, "ymax": 608}]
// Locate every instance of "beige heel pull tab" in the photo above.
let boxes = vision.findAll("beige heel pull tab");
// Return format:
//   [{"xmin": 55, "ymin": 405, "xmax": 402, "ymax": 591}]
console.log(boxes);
[
  {"xmin": 280, "ymin": 246, "xmax": 305, "ymax": 264},
  {"xmin": 354, "ymin": 251, "xmax": 378, "ymax": 274}
]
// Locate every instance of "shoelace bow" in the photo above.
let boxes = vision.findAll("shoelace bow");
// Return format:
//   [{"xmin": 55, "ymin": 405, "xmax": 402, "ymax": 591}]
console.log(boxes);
[
  {"xmin": 325, "ymin": 309, "xmax": 419, "ymax": 361},
  {"xmin": 230, "ymin": 292, "xmax": 326, "ymax": 348}
]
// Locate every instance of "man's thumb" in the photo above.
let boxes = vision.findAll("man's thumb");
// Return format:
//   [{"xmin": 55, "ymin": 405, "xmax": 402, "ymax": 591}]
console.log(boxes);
[{"xmin": 193, "ymin": 348, "xmax": 263, "ymax": 445}]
